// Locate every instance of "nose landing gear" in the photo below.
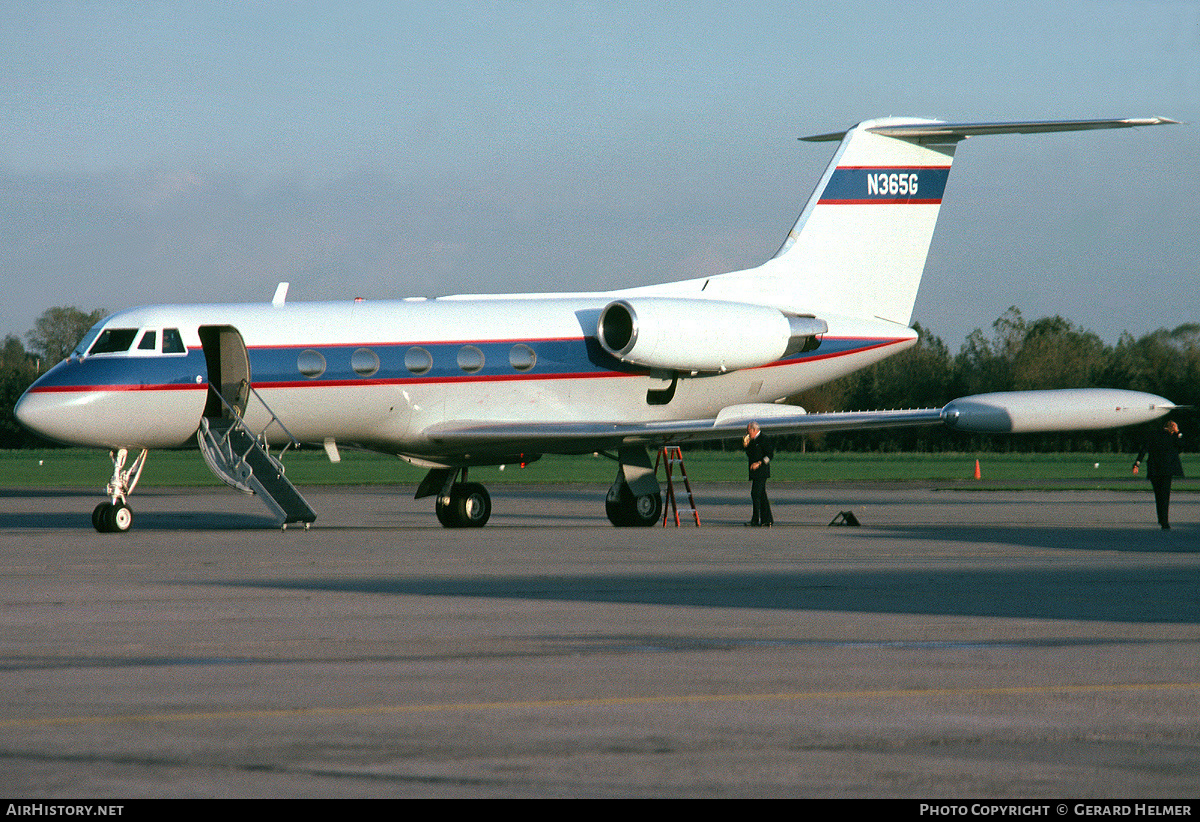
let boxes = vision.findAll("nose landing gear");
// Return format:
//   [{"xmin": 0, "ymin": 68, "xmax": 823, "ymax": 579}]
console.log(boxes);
[{"xmin": 93, "ymin": 448, "xmax": 147, "ymax": 533}]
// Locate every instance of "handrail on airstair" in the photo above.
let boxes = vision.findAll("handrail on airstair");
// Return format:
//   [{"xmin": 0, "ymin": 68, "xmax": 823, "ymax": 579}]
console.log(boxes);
[
  {"xmin": 199, "ymin": 381, "xmax": 317, "ymax": 526},
  {"xmin": 207, "ymin": 380, "xmax": 303, "ymax": 466}
]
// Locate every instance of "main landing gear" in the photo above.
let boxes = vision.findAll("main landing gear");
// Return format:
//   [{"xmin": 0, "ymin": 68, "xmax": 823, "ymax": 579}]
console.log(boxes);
[
  {"xmin": 418, "ymin": 467, "xmax": 492, "ymax": 528},
  {"xmin": 93, "ymin": 448, "xmax": 148, "ymax": 533},
  {"xmin": 417, "ymin": 446, "xmax": 664, "ymax": 528},
  {"xmin": 605, "ymin": 479, "xmax": 663, "ymax": 527},
  {"xmin": 435, "ymin": 479, "xmax": 492, "ymax": 528},
  {"xmin": 604, "ymin": 445, "xmax": 663, "ymax": 527}
]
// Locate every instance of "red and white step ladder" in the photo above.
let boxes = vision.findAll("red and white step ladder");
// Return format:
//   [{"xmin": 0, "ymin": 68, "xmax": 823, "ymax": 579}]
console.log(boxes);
[{"xmin": 655, "ymin": 445, "xmax": 700, "ymax": 527}]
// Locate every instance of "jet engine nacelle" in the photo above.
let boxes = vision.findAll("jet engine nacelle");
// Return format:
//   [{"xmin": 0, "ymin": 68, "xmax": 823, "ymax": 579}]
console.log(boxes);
[
  {"xmin": 596, "ymin": 298, "xmax": 826, "ymax": 373},
  {"xmin": 941, "ymin": 388, "xmax": 1174, "ymax": 433}
]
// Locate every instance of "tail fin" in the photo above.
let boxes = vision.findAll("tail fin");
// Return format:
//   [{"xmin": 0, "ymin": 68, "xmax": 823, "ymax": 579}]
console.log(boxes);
[
  {"xmin": 695, "ymin": 116, "xmax": 1177, "ymax": 325},
  {"xmin": 770, "ymin": 117, "xmax": 956, "ymax": 324}
]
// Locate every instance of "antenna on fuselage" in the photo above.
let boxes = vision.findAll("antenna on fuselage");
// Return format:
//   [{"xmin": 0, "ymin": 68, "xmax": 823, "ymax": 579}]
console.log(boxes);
[{"xmin": 272, "ymin": 282, "xmax": 289, "ymax": 307}]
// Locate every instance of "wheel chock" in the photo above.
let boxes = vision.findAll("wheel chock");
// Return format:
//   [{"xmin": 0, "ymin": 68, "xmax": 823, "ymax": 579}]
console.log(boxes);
[{"xmin": 829, "ymin": 510, "xmax": 860, "ymax": 526}]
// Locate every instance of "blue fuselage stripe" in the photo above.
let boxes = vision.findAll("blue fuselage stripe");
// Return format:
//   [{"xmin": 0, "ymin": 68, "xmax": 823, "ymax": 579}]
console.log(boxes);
[
  {"xmin": 26, "ymin": 351, "xmax": 207, "ymax": 391},
  {"xmin": 26, "ymin": 337, "xmax": 899, "ymax": 391}
]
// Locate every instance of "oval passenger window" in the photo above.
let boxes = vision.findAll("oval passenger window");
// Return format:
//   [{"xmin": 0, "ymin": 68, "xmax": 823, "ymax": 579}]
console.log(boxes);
[
  {"xmin": 509, "ymin": 344, "xmax": 536, "ymax": 371},
  {"xmin": 457, "ymin": 346, "xmax": 484, "ymax": 373},
  {"xmin": 405, "ymin": 347, "xmax": 433, "ymax": 375},
  {"xmin": 351, "ymin": 347, "xmax": 380, "ymax": 377},
  {"xmin": 298, "ymin": 349, "xmax": 326, "ymax": 379}
]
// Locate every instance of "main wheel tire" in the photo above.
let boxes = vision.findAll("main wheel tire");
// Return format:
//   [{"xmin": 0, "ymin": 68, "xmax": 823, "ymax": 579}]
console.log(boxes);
[
  {"xmin": 629, "ymin": 491, "xmax": 663, "ymax": 527},
  {"xmin": 606, "ymin": 483, "xmax": 662, "ymax": 527},
  {"xmin": 453, "ymin": 482, "xmax": 491, "ymax": 528},
  {"xmin": 436, "ymin": 483, "xmax": 492, "ymax": 528},
  {"xmin": 435, "ymin": 494, "xmax": 457, "ymax": 527},
  {"xmin": 605, "ymin": 483, "xmax": 631, "ymax": 526}
]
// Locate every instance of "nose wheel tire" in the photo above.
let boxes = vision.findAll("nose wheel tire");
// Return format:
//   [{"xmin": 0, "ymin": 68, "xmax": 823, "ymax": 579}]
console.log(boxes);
[
  {"xmin": 92, "ymin": 502, "xmax": 109, "ymax": 531},
  {"xmin": 93, "ymin": 501, "xmax": 133, "ymax": 533}
]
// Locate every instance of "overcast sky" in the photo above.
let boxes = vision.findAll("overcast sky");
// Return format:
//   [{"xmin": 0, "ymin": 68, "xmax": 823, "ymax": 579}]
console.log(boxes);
[{"xmin": 1, "ymin": 1, "xmax": 1196, "ymax": 350}]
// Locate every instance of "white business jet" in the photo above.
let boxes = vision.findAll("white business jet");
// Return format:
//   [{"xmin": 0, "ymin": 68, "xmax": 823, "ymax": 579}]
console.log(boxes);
[{"xmin": 15, "ymin": 116, "xmax": 1179, "ymax": 532}]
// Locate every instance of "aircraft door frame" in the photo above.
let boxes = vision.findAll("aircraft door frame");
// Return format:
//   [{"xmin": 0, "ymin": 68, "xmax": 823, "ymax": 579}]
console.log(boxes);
[{"xmin": 198, "ymin": 325, "xmax": 251, "ymax": 418}]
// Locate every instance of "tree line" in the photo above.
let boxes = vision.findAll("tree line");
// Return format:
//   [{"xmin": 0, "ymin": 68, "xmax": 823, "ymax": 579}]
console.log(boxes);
[{"xmin": 1, "ymin": 305, "xmax": 1194, "ymax": 452}]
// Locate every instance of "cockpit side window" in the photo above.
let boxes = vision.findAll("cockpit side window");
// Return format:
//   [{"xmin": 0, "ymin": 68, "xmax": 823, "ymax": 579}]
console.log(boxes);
[
  {"xmin": 138, "ymin": 331, "xmax": 158, "ymax": 351},
  {"xmin": 89, "ymin": 328, "xmax": 138, "ymax": 355},
  {"xmin": 162, "ymin": 328, "xmax": 186, "ymax": 354}
]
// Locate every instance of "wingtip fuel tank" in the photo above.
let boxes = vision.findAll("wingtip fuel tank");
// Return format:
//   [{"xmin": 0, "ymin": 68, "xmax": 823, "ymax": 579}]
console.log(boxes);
[{"xmin": 941, "ymin": 389, "xmax": 1175, "ymax": 434}]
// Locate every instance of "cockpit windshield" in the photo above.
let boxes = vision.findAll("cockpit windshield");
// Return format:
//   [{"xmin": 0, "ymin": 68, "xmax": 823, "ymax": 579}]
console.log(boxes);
[
  {"xmin": 89, "ymin": 328, "xmax": 139, "ymax": 355},
  {"xmin": 72, "ymin": 321, "xmax": 188, "ymax": 358}
]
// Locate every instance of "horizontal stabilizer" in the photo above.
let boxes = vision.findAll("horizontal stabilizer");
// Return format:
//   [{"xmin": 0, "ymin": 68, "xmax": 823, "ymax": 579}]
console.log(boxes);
[{"xmin": 803, "ymin": 117, "xmax": 1180, "ymax": 143}]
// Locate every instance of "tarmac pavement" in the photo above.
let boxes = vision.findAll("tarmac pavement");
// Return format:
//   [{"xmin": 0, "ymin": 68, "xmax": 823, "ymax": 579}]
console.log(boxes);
[{"xmin": 0, "ymin": 483, "xmax": 1196, "ymax": 798}]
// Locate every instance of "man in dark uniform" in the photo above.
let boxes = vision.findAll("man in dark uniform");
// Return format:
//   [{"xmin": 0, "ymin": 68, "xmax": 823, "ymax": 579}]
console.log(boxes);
[
  {"xmin": 1133, "ymin": 420, "xmax": 1184, "ymax": 530},
  {"xmin": 742, "ymin": 421, "xmax": 774, "ymax": 527}
]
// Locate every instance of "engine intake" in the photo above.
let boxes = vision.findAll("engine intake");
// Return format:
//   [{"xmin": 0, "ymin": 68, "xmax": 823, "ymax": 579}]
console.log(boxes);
[{"xmin": 597, "ymin": 298, "xmax": 826, "ymax": 373}]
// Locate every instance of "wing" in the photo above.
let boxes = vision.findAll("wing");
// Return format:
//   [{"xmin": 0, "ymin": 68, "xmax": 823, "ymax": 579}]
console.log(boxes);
[
  {"xmin": 418, "ymin": 389, "xmax": 1175, "ymax": 457},
  {"xmin": 420, "ymin": 404, "xmax": 944, "ymax": 454}
]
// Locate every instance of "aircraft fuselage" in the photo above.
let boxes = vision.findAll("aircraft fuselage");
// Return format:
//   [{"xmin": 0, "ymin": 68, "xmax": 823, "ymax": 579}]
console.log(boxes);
[{"xmin": 18, "ymin": 295, "xmax": 915, "ymax": 465}]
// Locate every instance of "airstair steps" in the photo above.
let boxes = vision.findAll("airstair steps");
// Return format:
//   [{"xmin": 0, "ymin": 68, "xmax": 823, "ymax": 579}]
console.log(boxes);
[{"xmin": 198, "ymin": 416, "xmax": 316, "ymax": 527}]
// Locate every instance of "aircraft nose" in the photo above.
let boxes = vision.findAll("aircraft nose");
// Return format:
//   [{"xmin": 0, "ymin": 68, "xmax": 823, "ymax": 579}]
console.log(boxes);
[
  {"xmin": 14, "ymin": 385, "xmax": 82, "ymax": 445},
  {"xmin": 15, "ymin": 360, "xmax": 209, "ymax": 449},
  {"xmin": 13, "ymin": 360, "xmax": 118, "ymax": 447}
]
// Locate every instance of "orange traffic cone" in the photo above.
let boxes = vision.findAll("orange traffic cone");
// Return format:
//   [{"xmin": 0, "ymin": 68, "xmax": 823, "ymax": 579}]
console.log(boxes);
[{"xmin": 973, "ymin": 459, "xmax": 981, "ymax": 480}]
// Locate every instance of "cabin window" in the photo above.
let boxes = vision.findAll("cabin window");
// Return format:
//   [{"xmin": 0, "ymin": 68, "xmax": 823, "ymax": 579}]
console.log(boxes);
[
  {"xmin": 89, "ymin": 328, "xmax": 138, "ymax": 355},
  {"xmin": 509, "ymin": 344, "xmax": 536, "ymax": 371},
  {"xmin": 138, "ymin": 331, "xmax": 158, "ymax": 351},
  {"xmin": 351, "ymin": 347, "xmax": 380, "ymax": 377},
  {"xmin": 163, "ymin": 328, "xmax": 186, "ymax": 354},
  {"xmin": 297, "ymin": 349, "xmax": 326, "ymax": 379},
  {"xmin": 405, "ymin": 347, "xmax": 432, "ymax": 375},
  {"xmin": 457, "ymin": 345, "xmax": 484, "ymax": 373}
]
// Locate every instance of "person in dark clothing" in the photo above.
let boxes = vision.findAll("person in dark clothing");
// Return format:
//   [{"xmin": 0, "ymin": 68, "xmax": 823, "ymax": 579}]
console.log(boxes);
[
  {"xmin": 1133, "ymin": 420, "xmax": 1184, "ymax": 529},
  {"xmin": 742, "ymin": 421, "xmax": 774, "ymax": 527}
]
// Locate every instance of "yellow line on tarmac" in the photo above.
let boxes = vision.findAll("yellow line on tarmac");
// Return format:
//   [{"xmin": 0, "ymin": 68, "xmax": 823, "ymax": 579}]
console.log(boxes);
[{"xmin": 4, "ymin": 682, "xmax": 1196, "ymax": 729}]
